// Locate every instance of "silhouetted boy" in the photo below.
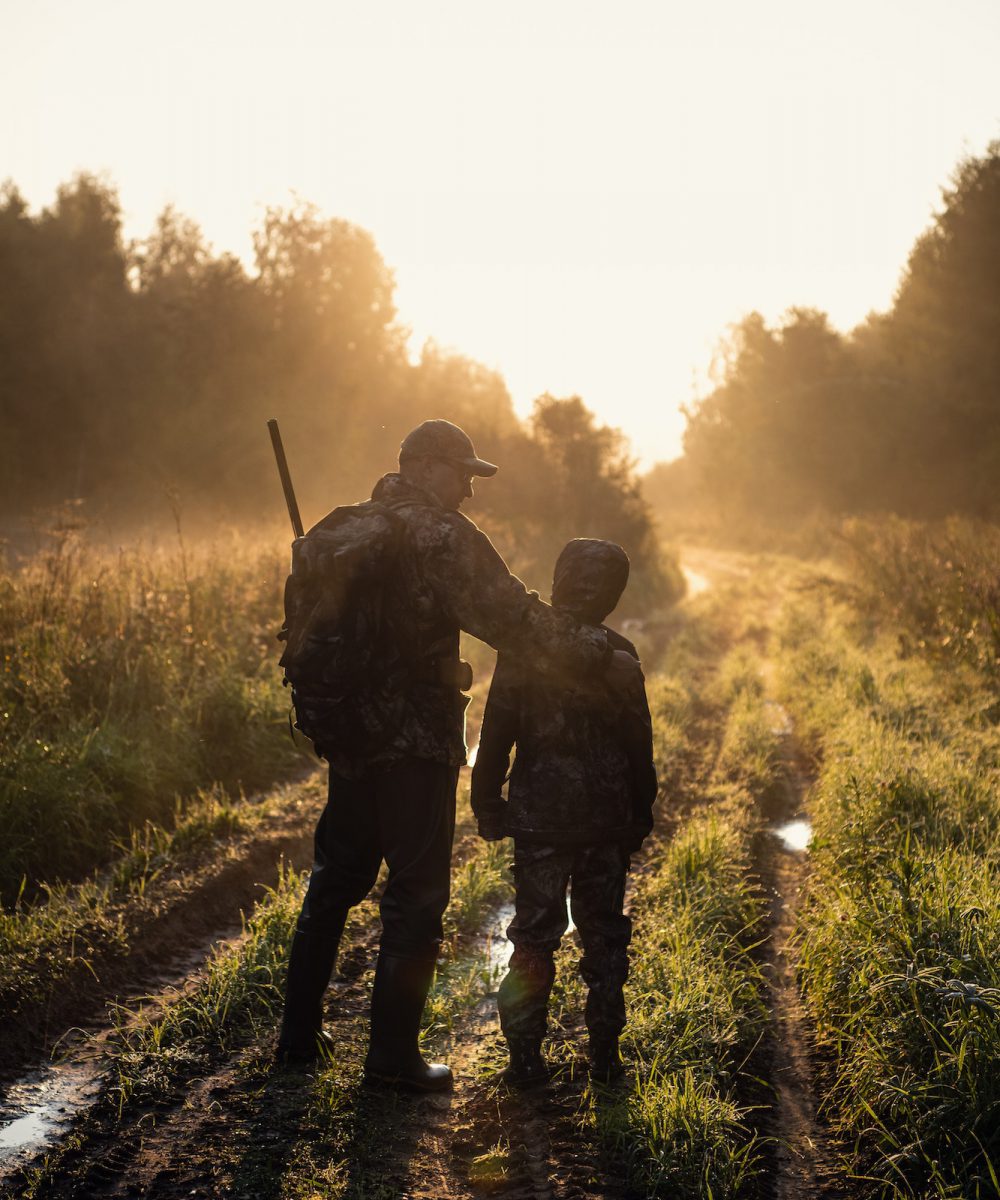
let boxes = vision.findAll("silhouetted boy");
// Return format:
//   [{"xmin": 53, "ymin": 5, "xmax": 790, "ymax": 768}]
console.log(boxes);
[{"xmin": 471, "ymin": 538, "xmax": 657, "ymax": 1085}]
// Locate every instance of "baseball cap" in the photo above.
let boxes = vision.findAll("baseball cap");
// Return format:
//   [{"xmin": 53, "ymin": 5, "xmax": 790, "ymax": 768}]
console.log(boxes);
[{"xmin": 399, "ymin": 419, "xmax": 498, "ymax": 477}]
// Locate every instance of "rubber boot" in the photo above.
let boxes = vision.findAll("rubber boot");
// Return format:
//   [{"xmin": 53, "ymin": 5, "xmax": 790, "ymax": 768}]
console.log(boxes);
[
  {"xmin": 363, "ymin": 952, "xmax": 453, "ymax": 1092},
  {"xmin": 275, "ymin": 915, "xmax": 347, "ymax": 1066},
  {"xmin": 502, "ymin": 1038, "xmax": 549, "ymax": 1088},
  {"xmin": 588, "ymin": 1035, "xmax": 624, "ymax": 1084}
]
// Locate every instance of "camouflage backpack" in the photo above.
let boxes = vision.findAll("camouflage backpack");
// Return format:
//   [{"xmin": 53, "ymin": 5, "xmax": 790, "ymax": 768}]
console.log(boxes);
[{"xmin": 278, "ymin": 500, "xmax": 407, "ymax": 759}]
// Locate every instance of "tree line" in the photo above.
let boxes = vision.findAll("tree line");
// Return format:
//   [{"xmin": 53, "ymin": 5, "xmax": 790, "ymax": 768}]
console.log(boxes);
[
  {"xmin": 647, "ymin": 141, "xmax": 1000, "ymax": 528},
  {"xmin": 0, "ymin": 176, "xmax": 675, "ymax": 611}
]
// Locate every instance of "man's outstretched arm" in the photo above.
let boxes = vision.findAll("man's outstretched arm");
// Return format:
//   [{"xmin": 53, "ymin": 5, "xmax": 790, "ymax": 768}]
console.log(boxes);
[{"xmin": 425, "ymin": 515, "xmax": 638, "ymax": 684}]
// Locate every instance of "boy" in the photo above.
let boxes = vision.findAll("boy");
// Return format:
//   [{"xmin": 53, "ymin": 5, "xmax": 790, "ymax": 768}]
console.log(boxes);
[{"xmin": 471, "ymin": 538, "xmax": 658, "ymax": 1085}]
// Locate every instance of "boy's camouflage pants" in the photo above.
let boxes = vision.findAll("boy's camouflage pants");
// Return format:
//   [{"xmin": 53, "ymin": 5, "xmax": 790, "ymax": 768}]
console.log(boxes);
[{"xmin": 498, "ymin": 842, "xmax": 631, "ymax": 1044}]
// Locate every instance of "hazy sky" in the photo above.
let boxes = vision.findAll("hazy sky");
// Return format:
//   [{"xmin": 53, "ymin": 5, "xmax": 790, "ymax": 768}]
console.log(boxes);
[{"xmin": 4, "ymin": 0, "xmax": 999, "ymax": 464}]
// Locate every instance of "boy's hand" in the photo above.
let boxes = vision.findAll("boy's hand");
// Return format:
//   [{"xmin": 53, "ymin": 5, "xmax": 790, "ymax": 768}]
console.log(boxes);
[{"xmin": 477, "ymin": 819, "xmax": 506, "ymax": 842}]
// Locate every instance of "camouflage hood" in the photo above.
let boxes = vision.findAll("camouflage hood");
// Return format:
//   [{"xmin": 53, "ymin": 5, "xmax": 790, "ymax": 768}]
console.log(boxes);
[{"xmin": 551, "ymin": 539, "xmax": 630, "ymax": 624}]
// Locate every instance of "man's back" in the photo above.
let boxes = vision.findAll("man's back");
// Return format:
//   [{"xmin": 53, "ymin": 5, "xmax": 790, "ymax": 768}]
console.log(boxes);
[{"xmin": 310, "ymin": 470, "xmax": 611, "ymax": 776}]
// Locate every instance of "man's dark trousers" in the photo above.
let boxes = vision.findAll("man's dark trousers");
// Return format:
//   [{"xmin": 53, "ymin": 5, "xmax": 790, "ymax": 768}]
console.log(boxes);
[
  {"xmin": 498, "ymin": 842, "xmax": 631, "ymax": 1046},
  {"xmin": 279, "ymin": 757, "xmax": 458, "ymax": 1053},
  {"xmin": 302, "ymin": 757, "xmax": 457, "ymax": 953}
]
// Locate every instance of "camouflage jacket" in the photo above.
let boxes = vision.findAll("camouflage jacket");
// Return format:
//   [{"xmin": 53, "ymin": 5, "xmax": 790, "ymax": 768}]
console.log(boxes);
[
  {"xmin": 470, "ymin": 627, "xmax": 658, "ymax": 847},
  {"xmin": 320, "ymin": 473, "xmax": 611, "ymax": 776}
]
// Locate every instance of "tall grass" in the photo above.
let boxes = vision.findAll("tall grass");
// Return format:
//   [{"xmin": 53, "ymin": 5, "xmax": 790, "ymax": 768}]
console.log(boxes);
[
  {"xmin": 593, "ymin": 810, "xmax": 769, "ymax": 1198},
  {"xmin": 109, "ymin": 861, "xmax": 307, "ymax": 1108},
  {"xmin": 777, "ymin": 587, "xmax": 1000, "ymax": 1197},
  {"xmin": 0, "ymin": 527, "xmax": 303, "ymax": 898},
  {"xmin": 841, "ymin": 516, "xmax": 1000, "ymax": 683}
]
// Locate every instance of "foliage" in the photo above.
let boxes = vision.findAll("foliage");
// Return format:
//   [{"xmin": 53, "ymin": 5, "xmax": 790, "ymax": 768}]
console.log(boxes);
[
  {"xmin": 110, "ymin": 863, "xmax": 308, "ymax": 1108},
  {"xmin": 0, "ymin": 777, "xmax": 322, "ymax": 1027},
  {"xmin": 0, "ymin": 175, "xmax": 671, "ymax": 608},
  {"xmin": 664, "ymin": 141, "xmax": 1000, "ymax": 530},
  {"xmin": 0, "ymin": 522, "xmax": 303, "ymax": 899},
  {"xmin": 841, "ymin": 516, "xmax": 1000, "ymax": 683},
  {"xmin": 593, "ymin": 812, "xmax": 768, "ymax": 1198},
  {"xmin": 472, "ymin": 394, "xmax": 684, "ymax": 613}
]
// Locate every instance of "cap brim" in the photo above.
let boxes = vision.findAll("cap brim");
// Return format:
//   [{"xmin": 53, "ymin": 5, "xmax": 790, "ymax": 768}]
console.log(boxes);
[{"xmin": 458, "ymin": 456, "xmax": 498, "ymax": 477}]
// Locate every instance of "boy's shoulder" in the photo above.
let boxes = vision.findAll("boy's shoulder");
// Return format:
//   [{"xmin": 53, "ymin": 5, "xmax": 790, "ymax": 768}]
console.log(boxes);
[{"xmin": 492, "ymin": 623, "xmax": 639, "ymax": 692}]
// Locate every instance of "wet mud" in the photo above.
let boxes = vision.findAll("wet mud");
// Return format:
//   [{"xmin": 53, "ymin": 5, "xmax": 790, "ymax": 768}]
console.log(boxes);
[{"xmin": 754, "ymin": 698, "xmax": 847, "ymax": 1200}]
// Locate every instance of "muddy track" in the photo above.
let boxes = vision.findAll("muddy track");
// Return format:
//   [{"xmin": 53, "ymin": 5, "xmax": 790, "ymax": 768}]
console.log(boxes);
[
  {"xmin": 39, "ymin": 881, "xmax": 637, "ymax": 1199},
  {"xmin": 753, "ymin": 703, "xmax": 847, "ymax": 1199},
  {"xmin": 0, "ymin": 773, "xmax": 325, "ymax": 1085},
  {"xmin": 3, "ymin": 552, "xmax": 858, "ymax": 1198},
  {"xmin": 20, "ymin": 918, "xmax": 383, "ymax": 1200},
  {"xmin": 361, "ymin": 925, "xmax": 634, "ymax": 1199},
  {"xmin": 0, "ymin": 775, "xmax": 327, "ymax": 1191}
]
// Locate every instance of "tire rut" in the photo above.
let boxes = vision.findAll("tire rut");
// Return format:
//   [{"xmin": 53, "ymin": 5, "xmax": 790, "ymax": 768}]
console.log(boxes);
[
  {"xmin": 755, "ymin": 711, "xmax": 847, "ymax": 1200},
  {"xmin": 0, "ymin": 772, "xmax": 324, "ymax": 1083},
  {"xmin": 0, "ymin": 775, "xmax": 326, "ymax": 1186}
]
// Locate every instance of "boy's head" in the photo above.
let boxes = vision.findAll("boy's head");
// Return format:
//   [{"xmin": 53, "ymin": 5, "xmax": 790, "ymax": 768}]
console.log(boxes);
[{"xmin": 551, "ymin": 539, "xmax": 630, "ymax": 624}]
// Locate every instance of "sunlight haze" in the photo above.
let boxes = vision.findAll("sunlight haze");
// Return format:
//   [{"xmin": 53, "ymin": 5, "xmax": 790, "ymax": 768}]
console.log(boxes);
[{"xmin": 4, "ymin": 0, "xmax": 999, "ymax": 464}]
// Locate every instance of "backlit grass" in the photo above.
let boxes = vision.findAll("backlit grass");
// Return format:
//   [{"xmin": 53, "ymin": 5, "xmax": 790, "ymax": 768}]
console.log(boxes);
[
  {"xmin": 589, "ymin": 808, "xmax": 769, "ymax": 1198},
  {"xmin": 777, "ymin": 586, "xmax": 1000, "ymax": 1197},
  {"xmin": 0, "ymin": 526, "xmax": 304, "ymax": 900}
]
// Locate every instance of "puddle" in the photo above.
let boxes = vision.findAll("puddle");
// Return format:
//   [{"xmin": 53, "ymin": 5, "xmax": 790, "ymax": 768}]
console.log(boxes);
[
  {"xmin": 681, "ymin": 565, "xmax": 710, "ymax": 598},
  {"xmin": 0, "ymin": 1060, "xmax": 104, "ymax": 1176},
  {"xmin": 772, "ymin": 819, "xmax": 812, "ymax": 853},
  {"xmin": 484, "ymin": 895, "xmax": 578, "ymax": 982},
  {"xmin": 486, "ymin": 902, "xmax": 516, "ymax": 978}
]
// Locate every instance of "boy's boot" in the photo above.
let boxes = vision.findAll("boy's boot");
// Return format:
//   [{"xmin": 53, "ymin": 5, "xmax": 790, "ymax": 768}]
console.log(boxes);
[
  {"xmin": 502, "ymin": 1038, "xmax": 549, "ymax": 1088},
  {"xmin": 588, "ymin": 1035, "xmax": 624, "ymax": 1084},
  {"xmin": 364, "ymin": 952, "xmax": 453, "ymax": 1092},
  {"xmin": 275, "ymin": 915, "xmax": 347, "ymax": 1066}
]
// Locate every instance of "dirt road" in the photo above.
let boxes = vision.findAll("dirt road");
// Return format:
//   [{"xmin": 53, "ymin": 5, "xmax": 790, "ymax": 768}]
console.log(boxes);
[{"xmin": 1, "ymin": 550, "xmax": 852, "ymax": 1198}]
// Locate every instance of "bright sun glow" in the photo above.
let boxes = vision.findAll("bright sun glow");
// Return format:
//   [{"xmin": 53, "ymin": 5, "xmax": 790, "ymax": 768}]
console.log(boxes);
[{"xmin": 4, "ymin": 0, "xmax": 999, "ymax": 464}]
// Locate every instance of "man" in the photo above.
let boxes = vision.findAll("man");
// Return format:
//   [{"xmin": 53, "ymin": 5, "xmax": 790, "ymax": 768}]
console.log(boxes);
[
  {"xmin": 471, "ymin": 538, "xmax": 657, "ymax": 1086},
  {"xmin": 276, "ymin": 419, "xmax": 639, "ymax": 1090}
]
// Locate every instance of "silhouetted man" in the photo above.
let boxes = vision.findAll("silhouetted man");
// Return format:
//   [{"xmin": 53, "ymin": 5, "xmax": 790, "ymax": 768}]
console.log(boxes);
[{"xmin": 276, "ymin": 420, "xmax": 640, "ymax": 1090}]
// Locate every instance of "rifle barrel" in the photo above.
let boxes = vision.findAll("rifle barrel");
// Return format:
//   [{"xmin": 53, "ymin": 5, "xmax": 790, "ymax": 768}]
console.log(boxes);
[{"xmin": 267, "ymin": 418, "xmax": 305, "ymax": 539}]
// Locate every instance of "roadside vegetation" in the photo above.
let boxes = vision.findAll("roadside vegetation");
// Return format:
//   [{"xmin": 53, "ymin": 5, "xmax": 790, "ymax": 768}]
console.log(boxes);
[
  {"xmin": 591, "ymin": 804, "xmax": 769, "ymax": 1198},
  {"xmin": 0, "ymin": 524, "xmax": 305, "ymax": 900},
  {"xmin": 775, "ymin": 558, "xmax": 1000, "ymax": 1198},
  {"xmin": 842, "ymin": 515, "xmax": 1000, "ymax": 685}
]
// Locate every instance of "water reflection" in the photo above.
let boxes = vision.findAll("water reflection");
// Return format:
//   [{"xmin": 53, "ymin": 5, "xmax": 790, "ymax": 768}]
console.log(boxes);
[
  {"xmin": 0, "ymin": 1060, "xmax": 103, "ymax": 1170},
  {"xmin": 485, "ymin": 896, "xmax": 577, "ymax": 981},
  {"xmin": 773, "ymin": 819, "xmax": 812, "ymax": 853}
]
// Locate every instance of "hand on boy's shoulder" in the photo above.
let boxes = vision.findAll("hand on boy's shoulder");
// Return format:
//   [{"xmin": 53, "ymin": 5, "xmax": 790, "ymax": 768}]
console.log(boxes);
[
  {"xmin": 606, "ymin": 647, "xmax": 642, "ymax": 691},
  {"xmin": 605, "ymin": 627, "xmax": 641, "ymax": 662},
  {"xmin": 496, "ymin": 629, "xmax": 642, "ymax": 697},
  {"xmin": 604, "ymin": 628, "xmax": 645, "ymax": 692}
]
